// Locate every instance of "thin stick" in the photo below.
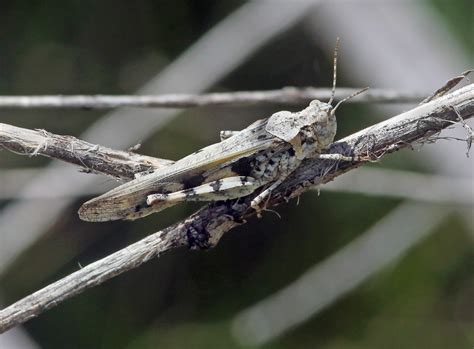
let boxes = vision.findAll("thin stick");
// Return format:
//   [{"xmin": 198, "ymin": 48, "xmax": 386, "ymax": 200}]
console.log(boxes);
[{"xmin": 0, "ymin": 88, "xmax": 430, "ymax": 109}]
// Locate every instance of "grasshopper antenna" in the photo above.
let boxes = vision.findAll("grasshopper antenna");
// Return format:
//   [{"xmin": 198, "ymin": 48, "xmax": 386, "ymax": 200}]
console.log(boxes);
[
  {"xmin": 328, "ymin": 37, "xmax": 340, "ymax": 106},
  {"xmin": 332, "ymin": 87, "xmax": 369, "ymax": 114},
  {"xmin": 326, "ymin": 37, "xmax": 369, "ymax": 114}
]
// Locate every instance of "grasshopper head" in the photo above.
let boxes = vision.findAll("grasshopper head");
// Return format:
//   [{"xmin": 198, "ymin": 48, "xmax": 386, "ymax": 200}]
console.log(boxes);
[
  {"xmin": 305, "ymin": 99, "xmax": 337, "ymax": 148},
  {"xmin": 303, "ymin": 87, "xmax": 369, "ymax": 148}
]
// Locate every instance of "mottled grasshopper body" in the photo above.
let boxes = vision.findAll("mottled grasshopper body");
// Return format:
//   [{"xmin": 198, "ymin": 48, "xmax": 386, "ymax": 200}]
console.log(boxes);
[{"xmin": 79, "ymin": 41, "xmax": 366, "ymax": 222}]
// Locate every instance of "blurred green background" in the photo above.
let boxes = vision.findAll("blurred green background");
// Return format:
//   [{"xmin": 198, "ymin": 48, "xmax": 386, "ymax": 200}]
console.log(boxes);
[{"xmin": 0, "ymin": 1, "xmax": 473, "ymax": 348}]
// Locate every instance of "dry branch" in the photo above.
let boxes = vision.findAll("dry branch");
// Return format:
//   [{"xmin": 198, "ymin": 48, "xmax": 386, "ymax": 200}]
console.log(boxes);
[
  {"xmin": 0, "ymin": 83, "xmax": 472, "ymax": 333},
  {"xmin": 0, "ymin": 88, "xmax": 427, "ymax": 109},
  {"xmin": 0, "ymin": 124, "xmax": 173, "ymax": 179}
]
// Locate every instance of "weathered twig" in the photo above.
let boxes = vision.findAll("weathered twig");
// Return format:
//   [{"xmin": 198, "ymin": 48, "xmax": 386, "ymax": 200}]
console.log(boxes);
[
  {"xmin": 0, "ymin": 124, "xmax": 173, "ymax": 179},
  {"xmin": 0, "ymin": 88, "xmax": 428, "ymax": 109},
  {"xmin": 0, "ymin": 83, "xmax": 472, "ymax": 333}
]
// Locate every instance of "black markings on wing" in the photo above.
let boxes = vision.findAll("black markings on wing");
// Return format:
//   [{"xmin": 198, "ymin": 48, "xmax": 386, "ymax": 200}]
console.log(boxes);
[
  {"xmin": 209, "ymin": 179, "xmax": 223, "ymax": 191},
  {"xmin": 134, "ymin": 203, "xmax": 146, "ymax": 213},
  {"xmin": 230, "ymin": 156, "xmax": 254, "ymax": 177},
  {"xmin": 182, "ymin": 174, "xmax": 205, "ymax": 189}
]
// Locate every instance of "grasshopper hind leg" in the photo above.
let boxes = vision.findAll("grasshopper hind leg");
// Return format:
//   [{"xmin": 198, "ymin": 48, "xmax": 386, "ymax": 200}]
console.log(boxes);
[{"xmin": 147, "ymin": 176, "xmax": 261, "ymax": 206}]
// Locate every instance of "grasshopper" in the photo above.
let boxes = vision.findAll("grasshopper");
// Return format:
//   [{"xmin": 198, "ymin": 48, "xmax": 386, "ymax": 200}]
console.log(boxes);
[{"xmin": 79, "ymin": 41, "xmax": 367, "ymax": 222}]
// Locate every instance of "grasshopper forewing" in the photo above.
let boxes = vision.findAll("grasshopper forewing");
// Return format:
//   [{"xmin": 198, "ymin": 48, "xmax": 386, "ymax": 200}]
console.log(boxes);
[{"xmin": 79, "ymin": 119, "xmax": 283, "ymax": 221}]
